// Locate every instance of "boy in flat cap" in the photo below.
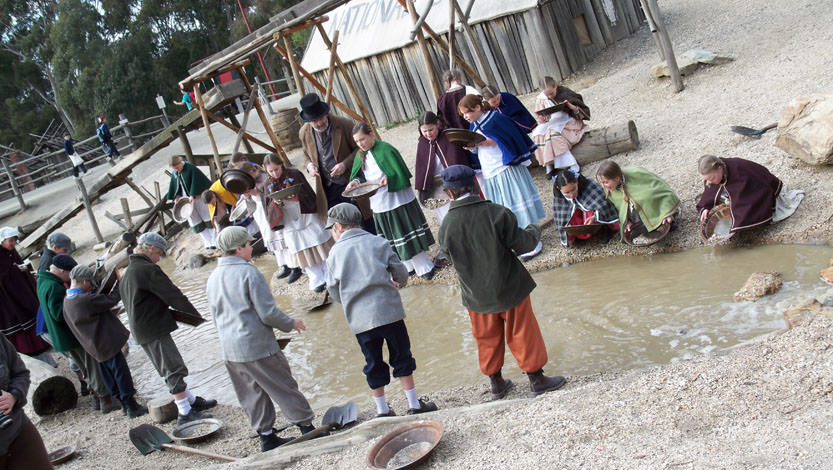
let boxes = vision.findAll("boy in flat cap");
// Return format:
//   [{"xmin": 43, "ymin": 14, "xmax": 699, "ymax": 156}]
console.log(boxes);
[
  {"xmin": 120, "ymin": 232, "xmax": 216, "ymax": 424},
  {"xmin": 64, "ymin": 264, "xmax": 147, "ymax": 418},
  {"xmin": 325, "ymin": 203, "xmax": 437, "ymax": 417},
  {"xmin": 207, "ymin": 226, "xmax": 317, "ymax": 452},
  {"xmin": 438, "ymin": 165, "xmax": 566, "ymax": 399}
]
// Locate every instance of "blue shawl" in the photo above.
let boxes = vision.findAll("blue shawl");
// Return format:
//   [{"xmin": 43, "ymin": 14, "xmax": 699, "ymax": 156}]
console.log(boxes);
[
  {"xmin": 497, "ymin": 92, "xmax": 536, "ymax": 132},
  {"xmin": 470, "ymin": 110, "xmax": 537, "ymax": 166}
]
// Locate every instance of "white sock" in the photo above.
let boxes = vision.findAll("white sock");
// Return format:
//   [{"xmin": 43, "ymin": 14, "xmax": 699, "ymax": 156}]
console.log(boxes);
[
  {"xmin": 185, "ymin": 389, "xmax": 195, "ymax": 404},
  {"xmin": 404, "ymin": 388, "xmax": 420, "ymax": 409},
  {"xmin": 174, "ymin": 397, "xmax": 191, "ymax": 415},
  {"xmin": 373, "ymin": 395, "xmax": 389, "ymax": 414}
]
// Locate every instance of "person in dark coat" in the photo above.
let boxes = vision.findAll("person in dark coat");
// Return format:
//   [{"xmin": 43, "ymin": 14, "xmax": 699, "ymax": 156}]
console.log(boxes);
[
  {"xmin": 437, "ymin": 166, "xmax": 565, "ymax": 400},
  {"xmin": 119, "ymin": 232, "xmax": 216, "ymax": 424},
  {"xmin": 0, "ymin": 227, "xmax": 48, "ymax": 358},
  {"xmin": 0, "ymin": 334, "xmax": 52, "ymax": 469},
  {"xmin": 37, "ymin": 232, "xmax": 72, "ymax": 273},
  {"xmin": 481, "ymin": 86, "xmax": 537, "ymax": 133},
  {"xmin": 64, "ymin": 264, "xmax": 147, "ymax": 418},
  {"xmin": 96, "ymin": 115, "xmax": 120, "ymax": 161},
  {"xmin": 435, "ymin": 68, "xmax": 480, "ymax": 130},
  {"xmin": 696, "ymin": 155, "xmax": 804, "ymax": 235}
]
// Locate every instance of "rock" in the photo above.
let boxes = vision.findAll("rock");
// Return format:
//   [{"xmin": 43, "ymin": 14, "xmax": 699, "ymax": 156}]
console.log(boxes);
[
  {"xmin": 733, "ymin": 271, "xmax": 783, "ymax": 302},
  {"xmin": 188, "ymin": 254, "xmax": 208, "ymax": 270},
  {"xmin": 147, "ymin": 396, "xmax": 177, "ymax": 424},
  {"xmin": 652, "ymin": 49, "xmax": 733, "ymax": 77},
  {"xmin": 783, "ymin": 299, "xmax": 833, "ymax": 328},
  {"xmin": 652, "ymin": 56, "xmax": 698, "ymax": 78},
  {"xmin": 776, "ymin": 94, "xmax": 833, "ymax": 165}
]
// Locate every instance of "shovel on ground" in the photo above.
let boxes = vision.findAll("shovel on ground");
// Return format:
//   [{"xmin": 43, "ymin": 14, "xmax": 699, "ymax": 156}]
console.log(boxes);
[
  {"xmin": 304, "ymin": 292, "xmax": 331, "ymax": 312},
  {"xmin": 730, "ymin": 122, "xmax": 777, "ymax": 139},
  {"xmin": 281, "ymin": 401, "xmax": 358, "ymax": 447},
  {"xmin": 129, "ymin": 424, "xmax": 238, "ymax": 462}
]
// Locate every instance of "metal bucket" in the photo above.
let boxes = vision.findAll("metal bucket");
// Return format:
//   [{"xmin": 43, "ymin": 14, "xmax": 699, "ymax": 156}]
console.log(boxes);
[{"xmin": 270, "ymin": 108, "xmax": 302, "ymax": 151}]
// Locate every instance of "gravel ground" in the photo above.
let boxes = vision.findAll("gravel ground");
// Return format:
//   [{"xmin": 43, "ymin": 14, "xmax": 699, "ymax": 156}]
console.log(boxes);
[{"xmin": 25, "ymin": 0, "xmax": 833, "ymax": 468}]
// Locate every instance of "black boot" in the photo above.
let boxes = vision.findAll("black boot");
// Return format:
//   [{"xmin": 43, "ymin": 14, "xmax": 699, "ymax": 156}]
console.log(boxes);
[
  {"xmin": 275, "ymin": 265, "xmax": 291, "ymax": 279},
  {"xmin": 75, "ymin": 371, "xmax": 89, "ymax": 396},
  {"xmin": 124, "ymin": 396, "xmax": 149, "ymax": 419},
  {"xmin": 527, "ymin": 369, "xmax": 566, "ymax": 396},
  {"xmin": 190, "ymin": 396, "xmax": 217, "ymax": 411},
  {"xmin": 99, "ymin": 394, "xmax": 121, "ymax": 414},
  {"xmin": 489, "ymin": 371, "xmax": 514, "ymax": 400},
  {"xmin": 286, "ymin": 267, "xmax": 302, "ymax": 284},
  {"xmin": 260, "ymin": 430, "xmax": 291, "ymax": 452}
]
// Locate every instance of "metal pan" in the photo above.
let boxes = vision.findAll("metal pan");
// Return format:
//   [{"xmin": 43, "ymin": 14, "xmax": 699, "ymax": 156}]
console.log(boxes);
[
  {"xmin": 48, "ymin": 445, "xmax": 77, "ymax": 465},
  {"xmin": 535, "ymin": 101, "xmax": 569, "ymax": 115},
  {"xmin": 700, "ymin": 204, "xmax": 733, "ymax": 241},
  {"xmin": 171, "ymin": 418, "xmax": 224, "ymax": 444},
  {"xmin": 442, "ymin": 128, "xmax": 485, "ymax": 147},
  {"xmin": 624, "ymin": 221, "xmax": 671, "ymax": 247},
  {"xmin": 268, "ymin": 184, "xmax": 302, "ymax": 201},
  {"xmin": 563, "ymin": 224, "xmax": 603, "ymax": 237},
  {"xmin": 99, "ymin": 266, "xmax": 119, "ymax": 295},
  {"xmin": 342, "ymin": 181, "xmax": 383, "ymax": 199},
  {"xmin": 173, "ymin": 198, "xmax": 194, "ymax": 223},
  {"xmin": 220, "ymin": 169, "xmax": 255, "ymax": 194}
]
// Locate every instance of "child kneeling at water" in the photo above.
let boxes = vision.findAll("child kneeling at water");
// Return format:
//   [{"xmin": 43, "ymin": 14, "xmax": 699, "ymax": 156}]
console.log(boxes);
[{"xmin": 325, "ymin": 203, "xmax": 438, "ymax": 417}]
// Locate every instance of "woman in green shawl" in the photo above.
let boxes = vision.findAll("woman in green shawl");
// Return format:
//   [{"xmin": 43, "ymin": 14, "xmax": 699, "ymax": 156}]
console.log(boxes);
[{"xmin": 595, "ymin": 161, "xmax": 680, "ymax": 242}]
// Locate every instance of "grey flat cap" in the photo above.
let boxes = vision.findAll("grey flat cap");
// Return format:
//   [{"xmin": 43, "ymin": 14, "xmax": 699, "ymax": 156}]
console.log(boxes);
[
  {"xmin": 47, "ymin": 232, "xmax": 73, "ymax": 251},
  {"xmin": 325, "ymin": 203, "xmax": 362, "ymax": 230},
  {"xmin": 69, "ymin": 264, "xmax": 95, "ymax": 281},
  {"xmin": 137, "ymin": 232, "xmax": 167, "ymax": 253}
]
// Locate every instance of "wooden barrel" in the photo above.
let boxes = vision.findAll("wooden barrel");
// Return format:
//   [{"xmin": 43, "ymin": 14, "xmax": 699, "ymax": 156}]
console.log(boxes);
[{"xmin": 270, "ymin": 108, "xmax": 302, "ymax": 151}]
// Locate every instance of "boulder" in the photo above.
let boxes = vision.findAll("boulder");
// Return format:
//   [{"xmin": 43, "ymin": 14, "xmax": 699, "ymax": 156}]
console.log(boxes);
[
  {"xmin": 652, "ymin": 49, "xmax": 733, "ymax": 78},
  {"xmin": 776, "ymin": 94, "xmax": 833, "ymax": 165},
  {"xmin": 733, "ymin": 271, "xmax": 782, "ymax": 302},
  {"xmin": 783, "ymin": 299, "xmax": 833, "ymax": 329}
]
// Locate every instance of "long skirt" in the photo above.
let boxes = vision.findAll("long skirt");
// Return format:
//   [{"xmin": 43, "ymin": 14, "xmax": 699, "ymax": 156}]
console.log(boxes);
[
  {"xmin": 282, "ymin": 201, "xmax": 333, "ymax": 269},
  {"xmin": 373, "ymin": 199, "xmax": 434, "ymax": 262},
  {"xmin": 482, "ymin": 165, "xmax": 546, "ymax": 229}
]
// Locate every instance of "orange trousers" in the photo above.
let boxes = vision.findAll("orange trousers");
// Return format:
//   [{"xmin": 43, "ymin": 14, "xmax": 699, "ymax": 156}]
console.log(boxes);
[{"xmin": 467, "ymin": 296, "xmax": 548, "ymax": 376}]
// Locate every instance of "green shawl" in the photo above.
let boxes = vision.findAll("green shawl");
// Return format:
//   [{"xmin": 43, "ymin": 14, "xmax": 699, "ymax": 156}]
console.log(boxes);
[
  {"xmin": 167, "ymin": 161, "xmax": 212, "ymax": 201},
  {"xmin": 349, "ymin": 140, "xmax": 412, "ymax": 192},
  {"xmin": 606, "ymin": 166, "xmax": 680, "ymax": 239}
]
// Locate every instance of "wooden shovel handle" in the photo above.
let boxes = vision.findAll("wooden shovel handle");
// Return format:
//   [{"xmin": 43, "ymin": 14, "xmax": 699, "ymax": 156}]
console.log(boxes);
[
  {"xmin": 161, "ymin": 443, "xmax": 238, "ymax": 462},
  {"xmin": 282, "ymin": 423, "xmax": 335, "ymax": 447}
]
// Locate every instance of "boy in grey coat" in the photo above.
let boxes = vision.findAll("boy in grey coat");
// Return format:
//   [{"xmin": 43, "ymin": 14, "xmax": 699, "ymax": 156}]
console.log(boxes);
[{"xmin": 325, "ymin": 203, "xmax": 437, "ymax": 417}]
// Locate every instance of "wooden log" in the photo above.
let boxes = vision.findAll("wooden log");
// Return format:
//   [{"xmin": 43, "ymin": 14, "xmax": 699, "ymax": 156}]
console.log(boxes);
[
  {"xmin": 193, "ymin": 86, "xmax": 223, "ymax": 175},
  {"xmin": 572, "ymin": 120, "xmax": 640, "ymax": 165},
  {"xmin": 76, "ymin": 177, "xmax": 104, "ymax": 243},
  {"xmin": 324, "ymin": 30, "xmax": 339, "ymax": 103},
  {"xmin": 20, "ymin": 354, "xmax": 77, "ymax": 416},
  {"xmin": 282, "ymin": 35, "xmax": 305, "ymax": 95},
  {"xmin": 148, "ymin": 396, "xmax": 178, "ymax": 424}
]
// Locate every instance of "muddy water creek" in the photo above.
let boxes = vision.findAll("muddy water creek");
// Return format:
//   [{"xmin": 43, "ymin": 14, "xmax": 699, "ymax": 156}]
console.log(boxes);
[{"xmin": 124, "ymin": 244, "xmax": 831, "ymax": 411}]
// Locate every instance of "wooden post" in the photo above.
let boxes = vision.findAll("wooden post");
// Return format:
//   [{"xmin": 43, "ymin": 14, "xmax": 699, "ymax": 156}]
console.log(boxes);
[
  {"xmin": 76, "ymin": 178, "xmax": 104, "ymax": 243},
  {"xmin": 232, "ymin": 86, "xmax": 258, "ymax": 157},
  {"xmin": 193, "ymin": 85, "xmax": 224, "ymax": 175},
  {"xmin": 314, "ymin": 24, "xmax": 380, "ymax": 138},
  {"xmin": 405, "ymin": 0, "xmax": 443, "ymax": 102},
  {"xmin": 453, "ymin": 0, "xmax": 496, "ymax": 86},
  {"xmin": 239, "ymin": 71, "xmax": 290, "ymax": 165},
  {"xmin": 154, "ymin": 181, "xmax": 167, "ymax": 236},
  {"xmin": 0, "ymin": 156, "xmax": 26, "ymax": 211},
  {"xmin": 124, "ymin": 178, "xmax": 155, "ymax": 208},
  {"xmin": 119, "ymin": 114, "xmax": 137, "ymax": 152},
  {"xmin": 176, "ymin": 126, "xmax": 195, "ymax": 164},
  {"xmin": 120, "ymin": 198, "xmax": 134, "ymax": 230},
  {"xmin": 641, "ymin": 0, "xmax": 683, "ymax": 92},
  {"xmin": 227, "ymin": 113, "xmax": 255, "ymax": 154},
  {"xmin": 448, "ymin": 0, "xmax": 456, "ymax": 71},
  {"xmin": 281, "ymin": 62, "xmax": 296, "ymax": 95},
  {"xmin": 324, "ymin": 30, "xmax": 340, "ymax": 103},
  {"xmin": 283, "ymin": 35, "xmax": 305, "ymax": 95}
]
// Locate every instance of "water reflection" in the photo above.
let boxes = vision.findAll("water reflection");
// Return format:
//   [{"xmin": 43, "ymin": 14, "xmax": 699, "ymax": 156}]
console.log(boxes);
[{"xmin": 125, "ymin": 244, "xmax": 832, "ymax": 412}]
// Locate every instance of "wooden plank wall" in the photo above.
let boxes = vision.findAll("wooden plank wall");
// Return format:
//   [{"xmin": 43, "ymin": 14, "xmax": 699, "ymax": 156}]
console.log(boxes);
[{"xmin": 312, "ymin": 0, "xmax": 644, "ymax": 127}]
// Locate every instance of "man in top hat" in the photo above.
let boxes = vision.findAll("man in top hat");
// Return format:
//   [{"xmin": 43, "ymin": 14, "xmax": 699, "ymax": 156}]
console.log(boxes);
[
  {"xmin": 119, "ymin": 232, "xmax": 217, "ymax": 424},
  {"xmin": 207, "ymin": 226, "xmax": 317, "ymax": 452},
  {"xmin": 437, "ymin": 165, "xmax": 566, "ymax": 400},
  {"xmin": 298, "ymin": 93, "xmax": 375, "ymax": 233}
]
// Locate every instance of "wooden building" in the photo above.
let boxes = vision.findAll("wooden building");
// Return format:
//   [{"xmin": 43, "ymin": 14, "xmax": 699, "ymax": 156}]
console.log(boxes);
[{"xmin": 300, "ymin": 0, "xmax": 645, "ymax": 127}]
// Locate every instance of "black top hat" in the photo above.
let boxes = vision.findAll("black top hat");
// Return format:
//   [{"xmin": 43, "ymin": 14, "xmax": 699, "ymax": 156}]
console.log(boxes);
[{"xmin": 299, "ymin": 93, "xmax": 330, "ymax": 122}]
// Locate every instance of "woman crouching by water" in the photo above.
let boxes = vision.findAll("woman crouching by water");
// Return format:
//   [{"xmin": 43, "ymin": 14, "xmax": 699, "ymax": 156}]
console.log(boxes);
[
  {"xmin": 458, "ymin": 94, "xmax": 545, "ymax": 261},
  {"xmin": 595, "ymin": 161, "xmax": 680, "ymax": 243},
  {"xmin": 696, "ymin": 155, "xmax": 804, "ymax": 235},
  {"xmin": 348, "ymin": 123, "xmax": 437, "ymax": 280},
  {"xmin": 552, "ymin": 170, "xmax": 619, "ymax": 246},
  {"xmin": 264, "ymin": 154, "xmax": 333, "ymax": 291}
]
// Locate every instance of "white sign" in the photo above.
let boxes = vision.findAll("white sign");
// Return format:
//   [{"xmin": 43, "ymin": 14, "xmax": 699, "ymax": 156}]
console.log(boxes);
[
  {"xmin": 301, "ymin": 0, "xmax": 537, "ymax": 73},
  {"xmin": 156, "ymin": 94, "xmax": 166, "ymax": 109}
]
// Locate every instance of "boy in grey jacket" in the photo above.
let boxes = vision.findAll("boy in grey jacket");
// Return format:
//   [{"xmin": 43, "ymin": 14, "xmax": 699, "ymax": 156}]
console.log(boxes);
[{"xmin": 325, "ymin": 203, "xmax": 437, "ymax": 417}]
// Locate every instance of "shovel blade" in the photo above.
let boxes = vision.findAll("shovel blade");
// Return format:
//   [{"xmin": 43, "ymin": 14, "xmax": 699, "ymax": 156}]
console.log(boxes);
[
  {"xmin": 322, "ymin": 400, "xmax": 358, "ymax": 428},
  {"xmin": 129, "ymin": 424, "xmax": 173, "ymax": 456},
  {"xmin": 730, "ymin": 125, "xmax": 763, "ymax": 137}
]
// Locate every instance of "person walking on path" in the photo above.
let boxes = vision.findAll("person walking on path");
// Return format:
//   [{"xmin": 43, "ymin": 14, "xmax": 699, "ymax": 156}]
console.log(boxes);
[
  {"xmin": 96, "ymin": 116, "xmax": 120, "ymax": 162},
  {"xmin": 167, "ymin": 155, "xmax": 216, "ymax": 249},
  {"xmin": 63, "ymin": 264, "xmax": 147, "ymax": 418},
  {"xmin": 437, "ymin": 165, "xmax": 566, "ymax": 399},
  {"xmin": 0, "ymin": 333, "xmax": 53, "ymax": 469},
  {"xmin": 174, "ymin": 87, "xmax": 194, "ymax": 111},
  {"xmin": 298, "ymin": 93, "xmax": 375, "ymax": 234},
  {"xmin": 119, "ymin": 232, "xmax": 217, "ymax": 424},
  {"xmin": 0, "ymin": 227, "xmax": 50, "ymax": 360},
  {"xmin": 326, "ymin": 203, "xmax": 438, "ymax": 418},
  {"xmin": 63, "ymin": 135, "xmax": 87, "ymax": 178},
  {"xmin": 207, "ymin": 226, "xmax": 317, "ymax": 452},
  {"xmin": 36, "ymin": 254, "xmax": 117, "ymax": 413}
]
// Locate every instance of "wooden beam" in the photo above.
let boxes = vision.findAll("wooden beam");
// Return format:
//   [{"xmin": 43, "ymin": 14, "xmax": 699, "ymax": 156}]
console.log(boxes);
[
  {"xmin": 193, "ymin": 86, "xmax": 223, "ymax": 174},
  {"xmin": 453, "ymin": 0, "xmax": 496, "ymax": 86},
  {"xmin": 124, "ymin": 178, "xmax": 155, "ymax": 208},
  {"xmin": 395, "ymin": 0, "xmax": 485, "ymax": 88},
  {"xmin": 239, "ymin": 71, "xmax": 290, "ymax": 165},
  {"xmin": 154, "ymin": 182, "xmax": 167, "ymax": 236},
  {"xmin": 180, "ymin": 59, "xmax": 252, "ymax": 89},
  {"xmin": 405, "ymin": 0, "xmax": 442, "ymax": 103},
  {"xmin": 232, "ymin": 86, "xmax": 258, "ymax": 156},
  {"xmin": 203, "ymin": 110, "xmax": 276, "ymax": 152},
  {"xmin": 641, "ymin": 0, "xmax": 683, "ymax": 92},
  {"xmin": 76, "ymin": 178, "xmax": 103, "ymax": 243},
  {"xmin": 227, "ymin": 113, "xmax": 255, "ymax": 154},
  {"xmin": 448, "ymin": 0, "xmax": 455, "ymax": 70},
  {"xmin": 273, "ymin": 43, "xmax": 365, "ymax": 123},
  {"xmin": 324, "ymin": 30, "xmax": 340, "ymax": 103},
  {"xmin": 120, "ymin": 198, "xmax": 134, "ymax": 230},
  {"xmin": 282, "ymin": 35, "xmax": 305, "ymax": 95},
  {"xmin": 314, "ymin": 24, "xmax": 379, "ymax": 138}
]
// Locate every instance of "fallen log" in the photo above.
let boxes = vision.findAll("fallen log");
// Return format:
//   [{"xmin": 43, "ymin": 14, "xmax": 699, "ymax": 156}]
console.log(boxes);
[
  {"xmin": 573, "ymin": 120, "xmax": 640, "ymax": 166},
  {"xmin": 20, "ymin": 354, "xmax": 77, "ymax": 416}
]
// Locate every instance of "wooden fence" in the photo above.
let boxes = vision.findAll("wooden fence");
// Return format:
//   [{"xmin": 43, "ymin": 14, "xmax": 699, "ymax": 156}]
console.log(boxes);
[
  {"xmin": 310, "ymin": 0, "xmax": 645, "ymax": 126},
  {"xmin": 0, "ymin": 113, "xmax": 170, "ymax": 209}
]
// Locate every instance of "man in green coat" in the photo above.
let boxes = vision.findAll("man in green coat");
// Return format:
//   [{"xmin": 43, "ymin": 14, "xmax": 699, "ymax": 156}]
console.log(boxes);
[
  {"xmin": 437, "ymin": 165, "xmax": 565, "ymax": 400},
  {"xmin": 36, "ymin": 254, "xmax": 118, "ymax": 413},
  {"xmin": 167, "ymin": 155, "xmax": 216, "ymax": 248}
]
